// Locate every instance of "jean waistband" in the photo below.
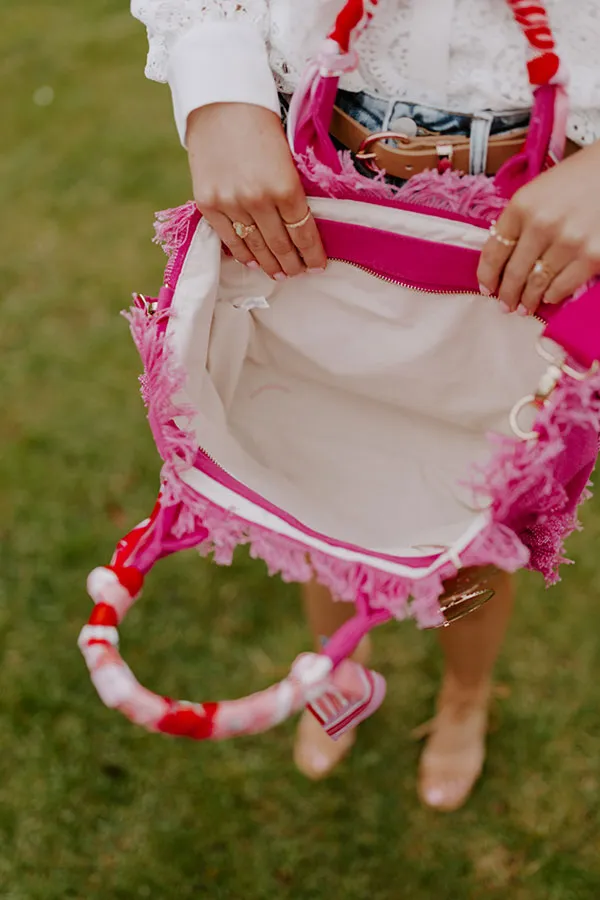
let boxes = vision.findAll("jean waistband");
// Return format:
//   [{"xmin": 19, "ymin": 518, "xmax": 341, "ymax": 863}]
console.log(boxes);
[
  {"xmin": 279, "ymin": 90, "xmax": 531, "ymax": 177},
  {"xmin": 335, "ymin": 90, "xmax": 531, "ymax": 176},
  {"xmin": 335, "ymin": 90, "xmax": 531, "ymax": 137}
]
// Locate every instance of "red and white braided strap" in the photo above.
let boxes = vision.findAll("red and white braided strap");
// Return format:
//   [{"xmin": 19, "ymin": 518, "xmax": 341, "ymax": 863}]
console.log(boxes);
[{"xmin": 505, "ymin": 0, "xmax": 563, "ymax": 86}]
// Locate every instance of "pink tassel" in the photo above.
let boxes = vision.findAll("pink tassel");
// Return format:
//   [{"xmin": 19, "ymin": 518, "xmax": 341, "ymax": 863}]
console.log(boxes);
[{"xmin": 153, "ymin": 201, "xmax": 198, "ymax": 258}]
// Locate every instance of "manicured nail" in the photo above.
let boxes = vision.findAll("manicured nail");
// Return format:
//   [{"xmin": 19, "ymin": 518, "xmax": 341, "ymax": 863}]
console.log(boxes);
[
  {"xmin": 498, "ymin": 301, "xmax": 511, "ymax": 314},
  {"xmin": 424, "ymin": 787, "xmax": 446, "ymax": 807},
  {"xmin": 310, "ymin": 752, "xmax": 330, "ymax": 774},
  {"xmin": 479, "ymin": 283, "xmax": 491, "ymax": 297},
  {"xmin": 273, "ymin": 272, "xmax": 287, "ymax": 282},
  {"xmin": 517, "ymin": 304, "xmax": 529, "ymax": 317},
  {"xmin": 308, "ymin": 267, "xmax": 326, "ymax": 274},
  {"xmin": 246, "ymin": 260, "xmax": 260, "ymax": 270}
]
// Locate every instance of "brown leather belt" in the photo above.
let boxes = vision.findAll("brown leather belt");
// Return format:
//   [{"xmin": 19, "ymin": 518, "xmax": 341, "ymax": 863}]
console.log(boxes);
[{"xmin": 330, "ymin": 105, "xmax": 578, "ymax": 179}]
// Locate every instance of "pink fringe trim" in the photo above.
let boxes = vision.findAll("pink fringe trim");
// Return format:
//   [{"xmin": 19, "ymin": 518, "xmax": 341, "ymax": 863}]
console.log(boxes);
[
  {"xmin": 296, "ymin": 148, "xmax": 508, "ymax": 223},
  {"xmin": 469, "ymin": 370, "xmax": 600, "ymax": 583},
  {"xmin": 159, "ymin": 468, "xmax": 529, "ymax": 629},
  {"xmin": 123, "ymin": 305, "xmax": 198, "ymax": 484},
  {"xmin": 153, "ymin": 201, "xmax": 198, "ymax": 258}
]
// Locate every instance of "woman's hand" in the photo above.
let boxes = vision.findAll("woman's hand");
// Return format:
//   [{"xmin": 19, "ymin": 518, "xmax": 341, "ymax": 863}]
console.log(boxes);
[
  {"xmin": 186, "ymin": 103, "xmax": 327, "ymax": 279},
  {"xmin": 477, "ymin": 140, "xmax": 600, "ymax": 315}
]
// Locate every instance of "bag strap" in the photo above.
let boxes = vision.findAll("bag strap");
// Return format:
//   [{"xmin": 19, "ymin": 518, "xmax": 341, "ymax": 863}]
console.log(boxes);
[
  {"xmin": 79, "ymin": 515, "xmax": 391, "ymax": 742},
  {"xmin": 288, "ymin": 0, "xmax": 568, "ymax": 196},
  {"xmin": 328, "ymin": 0, "xmax": 563, "ymax": 89}
]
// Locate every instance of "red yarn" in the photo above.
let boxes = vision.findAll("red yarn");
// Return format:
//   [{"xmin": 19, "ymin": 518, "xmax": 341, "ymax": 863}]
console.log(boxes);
[
  {"xmin": 108, "ymin": 564, "xmax": 144, "ymax": 598},
  {"xmin": 330, "ymin": 2, "xmax": 560, "ymax": 87},
  {"xmin": 89, "ymin": 603, "xmax": 119, "ymax": 627},
  {"xmin": 157, "ymin": 703, "xmax": 219, "ymax": 740},
  {"xmin": 505, "ymin": 0, "xmax": 560, "ymax": 86},
  {"xmin": 527, "ymin": 52, "xmax": 560, "ymax": 86},
  {"xmin": 329, "ymin": 0, "xmax": 378, "ymax": 52}
]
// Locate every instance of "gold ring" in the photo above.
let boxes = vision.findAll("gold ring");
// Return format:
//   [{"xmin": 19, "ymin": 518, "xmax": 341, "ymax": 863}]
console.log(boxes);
[
  {"xmin": 284, "ymin": 209, "xmax": 312, "ymax": 230},
  {"xmin": 232, "ymin": 221, "xmax": 258, "ymax": 240},
  {"xmin": 489, "ymin": 222, "xmax": 518, "ymax": 248},
  {"xmin": 531, "ymin": 258, "xmax": 555, "ymax": 282}
]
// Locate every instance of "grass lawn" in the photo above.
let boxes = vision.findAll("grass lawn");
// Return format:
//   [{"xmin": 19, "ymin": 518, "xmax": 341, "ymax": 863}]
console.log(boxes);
[{"xmin": 2, "ymin": 2, "xmax": 600, "ymax": 897}]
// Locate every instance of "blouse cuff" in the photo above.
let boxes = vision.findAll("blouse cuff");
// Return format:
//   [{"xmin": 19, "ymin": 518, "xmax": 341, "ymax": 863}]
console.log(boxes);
[{"xmin": 168, "ymin": 20, "xmax": 280, "ymax": 146}]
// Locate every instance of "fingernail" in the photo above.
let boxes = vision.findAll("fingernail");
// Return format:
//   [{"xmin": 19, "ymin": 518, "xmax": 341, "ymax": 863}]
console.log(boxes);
[
  {"xmin": 479, "ymin": 283, "xmax": 491, "ymax": 297},
  {"xmin": 517, "ymin": 304, "xmax": 529, "ymax": 317},
  {"xmin": 310, "ymin": 752, "xmax": 330, "ymax": 774},
  {"xmin": 273, "ymin": 272, "xmax": 287, "ymax": 282},
  {"xmin": 308, "ymin": 267, "xmax": 326, "ymax": 274},
  {"xmin": 498, "ymin": 301, "xmax": 511, "ymax": 314},
  {"xmin": 246, "ymin": 261, "xmax": 260, "ymax": 270},
  {"xmin": 424, "ymin": 787, "xmax": 446, "ymax": 807}
]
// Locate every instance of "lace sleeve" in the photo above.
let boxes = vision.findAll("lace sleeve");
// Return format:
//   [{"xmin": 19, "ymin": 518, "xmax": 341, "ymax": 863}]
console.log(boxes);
[{"xmin": 131, "ymin": 1, "xmax": 270, "ymax": 83}]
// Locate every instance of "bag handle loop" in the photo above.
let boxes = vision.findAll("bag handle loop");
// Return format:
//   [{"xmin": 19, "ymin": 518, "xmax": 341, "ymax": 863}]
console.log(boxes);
[
  {"xmin": 288, "ymin": 0, "xmax": 568, "ymax": 196},
  {"xmin": 79, "ymin": 509, "xmax": 390, "ymax": 742}
]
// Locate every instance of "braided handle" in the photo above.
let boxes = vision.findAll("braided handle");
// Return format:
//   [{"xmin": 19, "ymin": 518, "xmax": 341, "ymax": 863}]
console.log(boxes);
[
  {"xmin": 505, "ymin": 0, "xmax": 562, "ymax": 87},
  {"xmin": 79, "ymin": 504, "xmax": 388, "ymax": 741},
  {"xmin": 79, "ymin": 564, "xmax": 388, "ymax": 740},
  {"xmin": 327, "ymin": 0, "xmax": 563, "ymax": 89},
  {"xmin": 290, "ymin": 0, "xmax": 568, "ymax": 193}
]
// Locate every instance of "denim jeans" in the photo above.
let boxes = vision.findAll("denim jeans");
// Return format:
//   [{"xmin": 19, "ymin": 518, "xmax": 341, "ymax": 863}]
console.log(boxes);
[{"xmin": 281, "ymin": 89, "xmax": 530, "ymax": 183}]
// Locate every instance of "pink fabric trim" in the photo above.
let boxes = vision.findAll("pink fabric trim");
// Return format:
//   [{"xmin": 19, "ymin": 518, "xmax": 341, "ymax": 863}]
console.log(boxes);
[
  {"xmin": 544, "ymin": 280, "xmax": 600, "ymax": 370},
  {"xmin": 469, "ymin": 372, "xmax": 600, "ymax": 583},
  {"xmin": 153, "ymin": 468, "xmax": 529, "ymax": 630},
  {"xmin": 192, "ymin": 449, "xmax": 441, "ymax": 568},
  {"xmin": 319, "ymin": 218, "xmax": 482, "ymax": 293},
  {"xmin": 296, "ymin": 149, "xmax": 506, "ymax": 227},
  {"xmin": 495, "ymin": 85, "xmax": 561, "ymax": 198}
]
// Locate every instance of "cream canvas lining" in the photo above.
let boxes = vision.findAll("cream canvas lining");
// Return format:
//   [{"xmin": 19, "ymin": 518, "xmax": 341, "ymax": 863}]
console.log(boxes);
[{"xmin": 167, "ymin": 199, "xmax": 545, "ymax": 558}]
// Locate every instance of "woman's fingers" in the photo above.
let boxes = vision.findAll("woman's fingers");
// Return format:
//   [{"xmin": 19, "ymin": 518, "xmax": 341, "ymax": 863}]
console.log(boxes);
[
  {"xmin": 277, "ymin": 191, "xmax": 327, "ymax": 271},
  {"xmin": 249, "ymin": 205, "xmax": 305, "ymax": 277},
  {"xmin": 477, "ymin": 208, "xmax": 522, "ymax": 297},
  {"xmin": 543, "ymin": 260, "xmax": 594, "ymax": 306},
  {"xmin": 495, "ymin": 224, "xmax": 551, "ymax": 313},
  {"xmin": 210, "ymin": 207, "xmax": 284, "ymax": 278},
  {"xmin": 519, "ymin": 237, "xmax": 582, "ymax": 313},
  {"xmin": 200, "ymin": 209, "xmax": 258, "ymax": 268}
]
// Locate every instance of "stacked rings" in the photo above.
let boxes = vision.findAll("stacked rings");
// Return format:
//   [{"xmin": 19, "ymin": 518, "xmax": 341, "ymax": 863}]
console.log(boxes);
[{"xmin": 489, "ymin": 222, "xmax": 517, "ymax": 248}]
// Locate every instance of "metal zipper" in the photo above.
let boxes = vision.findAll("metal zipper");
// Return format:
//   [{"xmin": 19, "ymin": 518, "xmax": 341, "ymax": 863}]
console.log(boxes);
[
  {"xmin": 329, "ymin": 257, "xmax": 483, "ymax": 295},
  {"xmin": 330, "ymin": 256, "xmax": 546, "ymax": 324}
]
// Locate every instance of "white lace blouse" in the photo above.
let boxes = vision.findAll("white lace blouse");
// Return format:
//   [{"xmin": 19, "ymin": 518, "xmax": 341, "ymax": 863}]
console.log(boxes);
[{"xmin": 131, "ymin": 0, "xmax": 600, "ymax": 147}]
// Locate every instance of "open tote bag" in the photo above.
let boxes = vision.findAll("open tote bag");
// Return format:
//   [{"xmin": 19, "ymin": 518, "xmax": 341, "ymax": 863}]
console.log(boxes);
[{"xmin": 80, "ymin": 0, "xmax": 600, "ymax": 742}]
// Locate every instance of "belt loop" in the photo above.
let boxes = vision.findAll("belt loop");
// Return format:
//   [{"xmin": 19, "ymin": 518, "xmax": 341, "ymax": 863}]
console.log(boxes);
[
  {"xmin": 469, "ymin": 111, "xmax": 494, "ymax": 175},
  {"xmin": 381, "ymin": 97, "xmax": 396, "ymax": 134}
]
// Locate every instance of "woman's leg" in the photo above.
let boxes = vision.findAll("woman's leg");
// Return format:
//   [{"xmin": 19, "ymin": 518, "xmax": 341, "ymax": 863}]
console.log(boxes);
[
  {"xmin": 301, "ymin": 579, "xmax": 356, "ymax": 652},
  {"xmin": 294, "ymin": 580, "xmax": 370, "ymax": 779},
  {"xmin": 419, "ymin": 571, "xmax": 515, "ymax": 810}
]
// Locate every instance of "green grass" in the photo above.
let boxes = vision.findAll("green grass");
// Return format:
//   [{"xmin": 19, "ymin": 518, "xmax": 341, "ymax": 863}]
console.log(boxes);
[{"xmin": 2, "ymin": 2, "xmax": 600, "ymax": 897}]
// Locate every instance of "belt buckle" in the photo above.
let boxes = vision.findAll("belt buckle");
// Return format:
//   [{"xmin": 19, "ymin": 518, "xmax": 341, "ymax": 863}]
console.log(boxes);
[{"xmin": 355, "ymin": 130, "xmax": 412, "ymax": 174}]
